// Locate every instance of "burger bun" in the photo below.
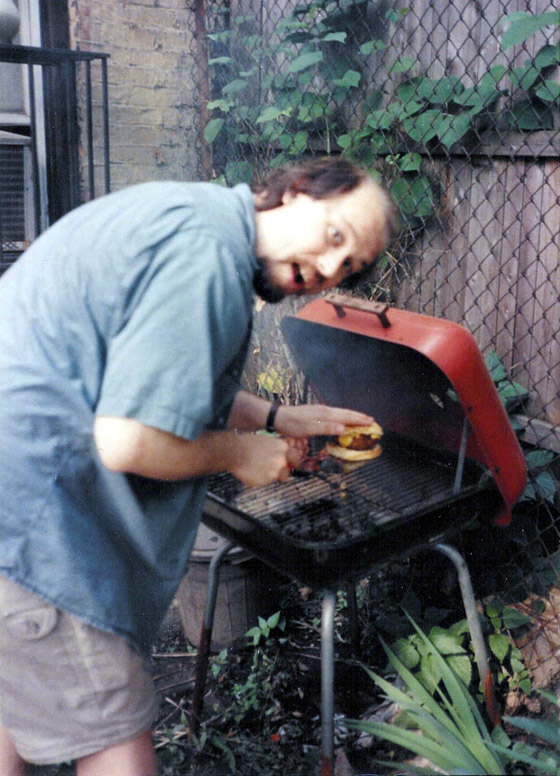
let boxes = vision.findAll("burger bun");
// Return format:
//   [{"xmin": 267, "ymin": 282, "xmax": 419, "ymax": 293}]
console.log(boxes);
[{"xmin": 325, "ymin": 441, "xmax": 383, "ymax": 462}]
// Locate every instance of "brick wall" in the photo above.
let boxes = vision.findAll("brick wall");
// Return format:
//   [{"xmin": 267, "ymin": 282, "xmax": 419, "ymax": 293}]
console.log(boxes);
[{"xmin": 68, "ymin": 0, "xmax": 201, "ymax": 192}]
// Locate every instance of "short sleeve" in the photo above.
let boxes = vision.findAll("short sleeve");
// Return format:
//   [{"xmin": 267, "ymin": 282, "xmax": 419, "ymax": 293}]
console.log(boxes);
[{"xmin": 95, "ymin": 229, "xmax": 253, "ymax": 440}]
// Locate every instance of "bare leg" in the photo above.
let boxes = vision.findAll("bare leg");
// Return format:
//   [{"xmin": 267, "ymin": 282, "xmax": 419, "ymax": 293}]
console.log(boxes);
[
  {"xmin": 0, "ymin": 723, "xmax": 26, "ymax": 776},
  {"xmin": 76, "ymin": 729, "xmax": 158, "ymax": 776}
]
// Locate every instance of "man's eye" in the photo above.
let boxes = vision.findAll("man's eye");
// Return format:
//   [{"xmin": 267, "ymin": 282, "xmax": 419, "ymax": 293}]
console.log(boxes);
[{"xmin": 329, "ymin": 227, "xmax": 343, "ymax": 245}]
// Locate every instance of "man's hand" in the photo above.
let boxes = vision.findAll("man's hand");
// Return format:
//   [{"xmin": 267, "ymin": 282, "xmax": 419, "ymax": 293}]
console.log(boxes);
[
  {"xmin": 273, "ymin": 403, "xmax": 374, "ymax": 438},
  {"xmin": 227, "ymin": 434, "xmax": 304, "ymax": 487}
]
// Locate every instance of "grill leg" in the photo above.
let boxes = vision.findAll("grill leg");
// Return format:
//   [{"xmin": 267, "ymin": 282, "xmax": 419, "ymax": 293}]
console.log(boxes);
[
  {"xmin": 434, "ymin": 543, "xmax": 501, "ymax": 727},
  {"xmin": 321, "ymin": 589, "xmax": 336, "ymax": 776},
  {"xmin": 190, "ymin": 538, "xmax": 235, "ymax": 738}
]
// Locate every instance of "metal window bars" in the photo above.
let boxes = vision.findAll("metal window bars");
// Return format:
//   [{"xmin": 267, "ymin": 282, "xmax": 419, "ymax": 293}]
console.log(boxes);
[{"xmin": 0, "ymin": 43, "xmax": 110, "ymax": 270}]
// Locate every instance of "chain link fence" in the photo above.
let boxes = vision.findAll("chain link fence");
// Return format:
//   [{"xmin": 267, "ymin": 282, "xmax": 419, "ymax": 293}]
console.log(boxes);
[{"xmin": 192, "ymin": 0, "xmax": 560, "ymax": 689}]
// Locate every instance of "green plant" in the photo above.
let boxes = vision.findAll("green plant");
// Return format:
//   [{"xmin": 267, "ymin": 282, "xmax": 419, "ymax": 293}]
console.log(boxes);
[
  {"xmin": 483, "ymin": 600, "xmax": 533, "ymax": 697},
  {"xmin": 391, "ymin": 601, "xmax": 532, "ymax": 707},
  {"xmin": 204, "ymin": 4, "xmax": 559, "ymax": 236},
  {"xmin": 246, "ymin": 610, "xmax": 285, "ymax": 646},
  {"xmin": 347, "ymin": 614, "xmax": 507, "ymax": 774},
  {"xmin": 348, "ymin": 613, "xmax": 560, "ymax": 775},
  {"xmin": 484, "ymin": 349, "xmax": 559, "ymax": 506},
  {"xmin": 210, "ymin": 612, "xmax": 286, "ymax": 726},
  {"xmin": 502, "ymin": 11, "xmax": 560, "ymax": 131},
  {"xmin": 492, "ymin": 689, "xmax": 560, "ymax": 774}
]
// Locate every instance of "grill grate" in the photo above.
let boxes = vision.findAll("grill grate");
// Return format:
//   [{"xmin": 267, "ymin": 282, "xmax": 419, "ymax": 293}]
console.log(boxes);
[{"xmin": 206, "ymin": 435, "xmax": 488, "ymax": 548}]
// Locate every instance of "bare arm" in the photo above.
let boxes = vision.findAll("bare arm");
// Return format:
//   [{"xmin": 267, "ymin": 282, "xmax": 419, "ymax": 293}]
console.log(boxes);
[
  {"xmin": 228, "ymin": 389, "xmax": 374, "ymax": 437},
  {"xmin": 93, "ymin": 415, "xmax": 295, "ymax": 487}
]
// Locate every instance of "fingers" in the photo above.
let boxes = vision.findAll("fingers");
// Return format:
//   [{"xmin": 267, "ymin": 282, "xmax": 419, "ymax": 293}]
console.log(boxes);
[
  {"xmin": 285, "ymin": 437, "xmax": 310, "ymax": 467},
  {"xmin": 275, "ymin": 404, "xmax": 374, "ymax": 438},
  {"xmin": 230, "ymin": 435, "xmax": 292, "ymax": 487}
]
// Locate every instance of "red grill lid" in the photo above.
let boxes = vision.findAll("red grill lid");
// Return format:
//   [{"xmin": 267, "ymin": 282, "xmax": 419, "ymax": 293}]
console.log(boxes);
[{"xmin": 281, "ymin": 293, "xmax": 526, "ymax": 526}]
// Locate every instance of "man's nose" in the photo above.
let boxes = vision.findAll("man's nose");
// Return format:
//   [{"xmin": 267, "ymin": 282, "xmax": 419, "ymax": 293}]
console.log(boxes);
[{"xmin": 316, "ymin": 250, "xmax": 347, "ymax": 278}]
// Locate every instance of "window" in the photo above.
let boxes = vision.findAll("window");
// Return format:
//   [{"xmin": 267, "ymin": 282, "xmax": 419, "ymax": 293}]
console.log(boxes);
[
  {"xmin": 0, "ymin": 0, "xmax": 46, "ymax": 270},
  {"xmin": 0, "ymin": 1, "xmax": 110, "ymax": 273}
]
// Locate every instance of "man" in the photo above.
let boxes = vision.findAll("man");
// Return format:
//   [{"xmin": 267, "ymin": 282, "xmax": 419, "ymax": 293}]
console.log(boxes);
[{"xmin": 0, "ymin": 157, "xmax": 394, "ymax": 775}]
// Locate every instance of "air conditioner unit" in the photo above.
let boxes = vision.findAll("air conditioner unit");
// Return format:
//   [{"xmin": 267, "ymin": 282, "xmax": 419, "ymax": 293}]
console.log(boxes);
[{"xmin": 0, "ymin": 130, "xmax": 33, "ymax": 272}]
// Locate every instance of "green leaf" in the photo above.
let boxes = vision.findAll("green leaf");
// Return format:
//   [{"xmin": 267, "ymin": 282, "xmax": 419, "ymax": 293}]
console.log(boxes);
[
  {"xmin": 399, "ymin": 100, "xmax": 425, "ymax": 117},
  {"xmin": 533, "ymin": 471, "xmax": 557, "ymax": 503},
  {"xmin": 256, "ymin": 106, "xmax": 284, "ymax": 123},
  {"xmin": 348, "ymin": 717, "xmax": 483, "ymax": 773},
  {"xmin": 225, "ymin": 160, "xmax": 253, "ymax": 185},
  {"xmin": 504, "ymin": 715, "xmax": 560, "ymax": 748},
  {"xmin": 497, "ymin": 380, "xmax": 528, "ymax": 401},
  {"xmin": 206, "ymin": 98, "xmax": 232, "ymax": 112},
  {"xmin": 449, "ymin": 618, "xmax": 470, "ymax": 637},
  {"xmin": 391, "ymin": 176, "xmax": 434, "ymax": 218},
  {"xmin": 267, "ymin": 611, "xmax": 280, "ymax": 629},
  {"xmin": 207, "ymin": 30, "xmax": 231, "ymax": 44},
  {"xmin": 429, "ymin": 627, "xmax": 465, "ymax": 654},
  {"xmin": 333, "ymin": 69, "xmax": 361, "ymax": 88},
  {"xmin": 536, "ymin": 79, "xmax": 560, "ymax": 102},
  {"xmin": 402, "ymin": 110, "xmax": 440, "ymax": 143},
  {"xmin": 337, "ymin": 133, "xmax": 353, "ymax": 150},
  {"xmin": 502, "ymin": 607, "xmax": 532, "ymax": 629},
  {"xmin": 534, "ymin": 44, "xmax": 560, "ymax": 69},
  {"xmin": 389, "ymin": 57, "xmax": 415, "ymax": 73},
  {"xmin": 208, "ymin": 56, "xmax": 234, "ymax": 66},
  {"xmin": 525, "ymin": 449, "xmax": 555, "ymax": 469},
  {"xmin": 221, "ymin": 78, "xmax": 248, "ymax": 95},
  {"xmin": 491, "ymin": 741, "xmax": 560, "ymax": 773},
  {"xmin": 489, "ymin": 633, "xmax": 510, "ymax": 663},
  {"xmin": 290, "ymin": 130, "xmax": 309, "ymax": 154},
  {"xmin": 203, "ymin": 118, "xmax": 224, "ymax": 144},
  {"xmin": 447, "ymin": 654, "xmax": 472, "ymax": 686},
  {"xmin": 420, "ymin": 76, "xmax": 465, "ymax": 104},
  {"xmin": 386, "ymin": 7, "xmax": 410, "ymax": 23},
  {"xmin": 394, "ymin": 637, "xmax": 421, "ymax": 668},
  {"xmin": 501, "ymin": 11, "xmax": 560, "ymax": 51},
  {"xmin": 365, "ymin": 110, "xmax": 393, "ymax": 130},
  {"xmin": 320, "ymin": 31, "xmax": 347, "ymax": 43},
  {"xmin": 360, "ymin": 39, "xmax": 386, "ymax": 55},
  {"xmin": 485, "ymin": 351, "xmax": 508, "ymax": 383},
  {"xmin": 286, "ymin": 51, "xmax": 323, "ymax": 73},
  {"xmin": 436, "ymin": 113, "xmax": 473, "ymax": 149},
  {"xmin": 510, "ymin": 63, "xmax": 541, "ymax": 90},
  {"xmin": 398, "ymin": 152, "xmax": 422, "ymax": 172}
]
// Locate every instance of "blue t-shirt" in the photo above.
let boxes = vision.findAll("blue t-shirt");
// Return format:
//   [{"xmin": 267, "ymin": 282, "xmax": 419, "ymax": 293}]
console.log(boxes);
[{"xmin": 0, "ymin": 181, "xmax": 257, "ymax": 654}]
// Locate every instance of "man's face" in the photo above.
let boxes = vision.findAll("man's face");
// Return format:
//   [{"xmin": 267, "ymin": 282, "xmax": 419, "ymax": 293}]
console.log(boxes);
[{"xmin": 254, "ymin": 178, "xmax": 387, "ymax": 303}]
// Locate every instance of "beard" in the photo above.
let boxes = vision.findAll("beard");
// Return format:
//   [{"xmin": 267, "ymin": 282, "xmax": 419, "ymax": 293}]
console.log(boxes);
[{"xmin": 253, "ymin": 257, "xmax": 287, "ymax": 304}]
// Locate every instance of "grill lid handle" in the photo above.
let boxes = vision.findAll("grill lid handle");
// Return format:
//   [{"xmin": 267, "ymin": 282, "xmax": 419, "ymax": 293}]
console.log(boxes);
[{"xmin": 324, "ymin": 292, "xmax": 391, "ymax": 328}]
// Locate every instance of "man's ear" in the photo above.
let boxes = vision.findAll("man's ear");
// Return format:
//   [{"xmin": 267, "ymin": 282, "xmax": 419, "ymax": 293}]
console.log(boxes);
[
  {"xmin": 281, "ymin": 177, "xmax": 307, "ymax": 205},
  {"xmin": 281, "ymin": 188, "xmax": 298, "ymax": 205}
]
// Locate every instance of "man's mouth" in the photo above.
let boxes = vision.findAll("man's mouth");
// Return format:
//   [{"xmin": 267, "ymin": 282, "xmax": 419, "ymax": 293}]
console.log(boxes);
[
  {"xmin": 292, "ymin": 263, "xmax": 305, "ymax": 286},
  {"xmin": 292, "ymin": 262, "xmax": 325, "ymax": 293}
]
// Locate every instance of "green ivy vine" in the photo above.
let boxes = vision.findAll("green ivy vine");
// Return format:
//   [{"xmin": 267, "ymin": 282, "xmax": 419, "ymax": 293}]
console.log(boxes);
[{"xmin": 204, "ymin": 3, "xmax": 559, "ymax": 230}]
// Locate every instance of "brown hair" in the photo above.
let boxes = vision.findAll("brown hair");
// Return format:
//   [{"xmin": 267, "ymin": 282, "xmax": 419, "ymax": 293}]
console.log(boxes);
[{"xmin": 254, "ymin": 156, "xmax": 370, "ymax": 211}]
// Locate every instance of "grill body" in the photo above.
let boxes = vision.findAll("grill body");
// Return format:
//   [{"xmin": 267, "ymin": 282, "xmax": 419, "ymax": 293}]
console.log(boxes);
[{"xmin": 203, "ymin": 435, "xmax": 501, "ymax": 589}]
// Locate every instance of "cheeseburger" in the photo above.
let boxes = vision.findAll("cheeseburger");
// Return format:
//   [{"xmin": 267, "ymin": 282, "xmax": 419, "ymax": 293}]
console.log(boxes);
[{"xmin": 326, "ymin": 420, "xmax": 383, "ymax": 462}]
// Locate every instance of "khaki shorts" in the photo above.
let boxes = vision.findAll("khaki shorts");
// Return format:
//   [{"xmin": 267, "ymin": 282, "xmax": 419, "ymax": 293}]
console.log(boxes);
[{"xmin": 0, "ymin": 575, "xmax": 159, "ymax": 765}]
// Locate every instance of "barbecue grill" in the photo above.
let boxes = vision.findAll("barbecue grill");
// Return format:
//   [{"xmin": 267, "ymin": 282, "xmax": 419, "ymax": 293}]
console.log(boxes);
[{"xmin": 191, "ymin": 294, "xmax": 527, "ymax": 775}]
